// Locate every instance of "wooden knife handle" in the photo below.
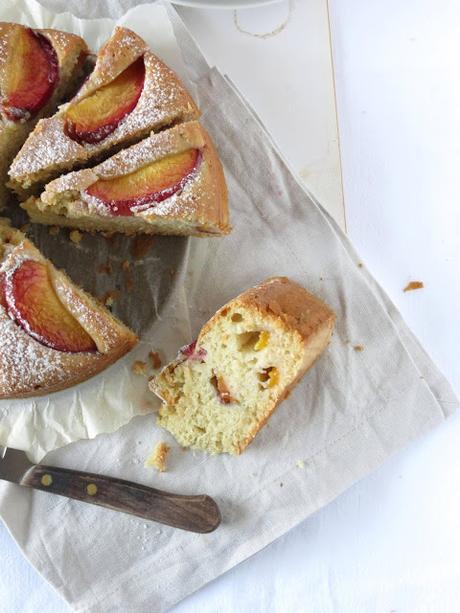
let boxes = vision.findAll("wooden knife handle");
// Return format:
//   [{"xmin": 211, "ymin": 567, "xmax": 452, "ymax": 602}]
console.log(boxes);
[{"xmin": 20, "ymin": 464, "xmax": 221, "ymax": 533}]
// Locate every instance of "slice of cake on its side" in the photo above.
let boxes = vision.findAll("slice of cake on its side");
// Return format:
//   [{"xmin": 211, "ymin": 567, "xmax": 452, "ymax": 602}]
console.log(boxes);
[
  {"xmin": 0, "ymin": 22, "xmax": 89, "ymax": 207},
  {"xmin": 0, "ymin": 219, "xmax": 138, "ymax": 399},
  {"xmin": 22, "ymin": 121, "xmax": 230, "ymax": 237},
  {"xmin": 151, "ymin": 277, "xmax": 336, "ymax": 455},
  {"xmin": 8, "ymin": 26, "xmax": 199, "ymax": 198}
]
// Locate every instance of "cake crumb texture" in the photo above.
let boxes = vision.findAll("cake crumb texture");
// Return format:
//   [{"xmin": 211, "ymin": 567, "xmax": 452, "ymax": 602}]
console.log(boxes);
[
  {"xmin": 151, "ymin": 277, "xmax": 336, "ymax": 455},
  {"xmin": 144, "ymin": 441, "xmax": 170, "ymax": 472}
]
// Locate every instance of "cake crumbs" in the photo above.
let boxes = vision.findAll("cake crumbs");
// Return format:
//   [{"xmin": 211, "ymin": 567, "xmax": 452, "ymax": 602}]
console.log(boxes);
[
  {"xmin": 149, "ymin": 351, "xmax": 162, "ymax": 370},
  {"xmin": 48, "ymin": 226, "xmax": 60, "ymax": 236},
  {"xmin": 131, "ymin": 235, "xmax": 155, "ymax": 259},
  {"xmin": 296, "ymin": 459, "xmax": 305, "ymax": 469},
  {"xmin": 100, "ymin": 289, "xmax": 120, "ymax": 307},
  {"xmin": 98, "ymin": 261, "xmax": 113, "ymax": 275},
  {"xmin": 353, "ymin": 344, "xmax": 365, "ymax": 352},
  {"xmin": 132, "ymin": 360, "xmax": 148, "ymax": 376},
  {"xmin": 144, "ymin": 442, "xmax": 170, "ymax": 472},
  {"xmin": 357, "ymin": 262, "xmax": 363, "ymax": 268},
  {"xmin": 403, "ymin": 281, "xmax": 424, "ymax": 292},
  {"xmin": 69, "ymin": 230, "xmax": 83, "ymax": 244},
  {"xmin": 121, "ymin": 260, "xmax": 130, "ymax": 271},
  {"xmin": 20, "ymin": 223, "xmax": 31, "ymax": 234}
]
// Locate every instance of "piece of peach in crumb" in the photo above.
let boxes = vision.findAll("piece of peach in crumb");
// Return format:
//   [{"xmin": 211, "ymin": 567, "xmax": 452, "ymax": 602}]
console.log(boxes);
[{"xmin": 144, "ymin": 442, "xmax": 170, "ymax": 472}]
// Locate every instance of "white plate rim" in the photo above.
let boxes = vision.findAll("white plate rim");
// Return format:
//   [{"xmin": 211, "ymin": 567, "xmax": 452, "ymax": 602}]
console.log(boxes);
[{"xmin": 171, "ymin": 0, "xmax": 282, "ymax": 9}]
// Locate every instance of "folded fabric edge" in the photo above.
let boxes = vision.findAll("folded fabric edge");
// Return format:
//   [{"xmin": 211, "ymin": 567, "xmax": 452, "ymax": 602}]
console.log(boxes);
[{"xmin": 201, "ymin": 67, "xmax": 458, "ymax": 420}]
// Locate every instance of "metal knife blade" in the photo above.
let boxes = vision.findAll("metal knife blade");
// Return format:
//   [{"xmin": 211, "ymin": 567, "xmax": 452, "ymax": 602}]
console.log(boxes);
[{"xmin": 0, "ymin": 445, "xmax": 33, "ymax": 483}]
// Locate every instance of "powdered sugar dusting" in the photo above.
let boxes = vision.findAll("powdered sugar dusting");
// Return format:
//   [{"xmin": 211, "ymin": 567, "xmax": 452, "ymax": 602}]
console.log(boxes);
[
  {"xmin": 9, "ymin": 117, "xmax": 83, "ymax": 179},
  {"xmin": 0, "ymin": 313, "xmax": 68, "ymax": 395},
  {"xmin": 0, "ymin": 237, "xmax": 131, "ymax": 398},
  {"xmin": 10, "ymin": 49, "xmax": 198, "ymax": 183},
  {"xmin": 96, "ymin": 121, "xmax": 204, "ymax": 178}
]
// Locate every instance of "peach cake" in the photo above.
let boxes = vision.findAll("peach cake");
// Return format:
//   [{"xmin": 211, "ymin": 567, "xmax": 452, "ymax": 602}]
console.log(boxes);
[
  {"xmin": 0, "ymin": 218, "xmax": 137, "ymax": 398},
  {"xmin": 151, "ymin": 277, "xmax": 336, "ymax": 455},
  {"xmin": 22, "ymin": 121, "xmax": 230, "ymax": 236},
  {"xmin": 0, "ymin": 22, "xmax": 89, "ymax": 206},
  {"xmin": 8, "ymin": 26, "xmax": 200, "ymax": 198}
]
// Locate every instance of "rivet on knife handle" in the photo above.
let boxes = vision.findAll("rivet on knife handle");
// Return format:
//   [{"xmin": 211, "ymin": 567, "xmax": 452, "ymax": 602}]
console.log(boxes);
[{"xmin": 21, "ymin": 464, "xmax": 221, "ymax": 533}]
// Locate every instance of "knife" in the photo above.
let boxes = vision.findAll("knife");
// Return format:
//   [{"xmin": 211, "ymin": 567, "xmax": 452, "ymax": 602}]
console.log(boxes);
[{"xmin": 0, "ymin": 445, "xmax": 221, "ymax": 533}]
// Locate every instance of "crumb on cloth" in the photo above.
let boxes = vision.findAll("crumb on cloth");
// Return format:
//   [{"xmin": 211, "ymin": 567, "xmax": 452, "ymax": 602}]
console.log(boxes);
[
  {"xmin": 296, "ymin": 459, "xmax": 305, "ymax": 469},
  {"xmin": 353, "ymin": 344, "xmax": 364, "ymax": 352},
  {"xmin": 403, "ymin": 281, "xmax": 424, "ymax": 292},
  {"xmin": 145, "ymin": 442, "xmax": 170, "ymax": 472},
  {"xmin": 48, "ymin": 226, "xmax": 60, "ymax": 236},
  {"xmin": 121, "ymin": 260, "xmax": 130, "ymax": 271}
]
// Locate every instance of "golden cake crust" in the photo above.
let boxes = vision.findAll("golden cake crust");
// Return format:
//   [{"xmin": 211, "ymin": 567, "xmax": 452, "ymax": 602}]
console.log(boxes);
[
  {"xmin": 22, "ymin": 121, "xmax": 230, "ymax": 236},
  {"xmin": 0, "ymin": 220, "xmax": 138, "ymax": 399},
  {"xmin": 152, "ymin": 277, "xmax": 336, "ymax": 455},
  {"xmin": 215, "ymin": 276, "xmax": 336, "ymax": 344},
  {"xmin": 69, "ymin": 26, "xmax": 147, "ymax": 103},
  {"xmin": 199, "ymin": 277, "xmax": 336, "ymax": 452},
  {"xmin": 8, "ymin": 26, "xmax": 200, "ymax": 194}
]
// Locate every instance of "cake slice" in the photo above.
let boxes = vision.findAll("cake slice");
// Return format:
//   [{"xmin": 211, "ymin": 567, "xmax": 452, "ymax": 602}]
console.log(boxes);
[
  {"xmin": 22, "ymin": 121, "xmax": 230, "ymax": 237},
  {"xmin": 0, "ymin": 219, "xmax": 138, "ymax": 398},
  {"xmin": 151, "ymin": 277, "xmax": 336, "ymax": 455},
  {"xmin": 8, "ymin": 26, "xmax": 199, "ymax": 197},
  {"xmin": 0, "ymin": 22, "xmax": 89, "ymax": 206}
]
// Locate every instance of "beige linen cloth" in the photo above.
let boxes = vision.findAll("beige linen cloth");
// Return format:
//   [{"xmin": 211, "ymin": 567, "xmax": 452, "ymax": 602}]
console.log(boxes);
[{"xmin": 0, "ymin": 3, "xmax": 458, "ymax": 612}]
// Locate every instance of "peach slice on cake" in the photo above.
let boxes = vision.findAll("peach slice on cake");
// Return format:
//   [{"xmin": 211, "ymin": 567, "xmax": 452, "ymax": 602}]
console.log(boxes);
[
  {"xmin": 1, "ymin": 26, "xmax": 58, "ymax": 121},
  {"xmin": 22, "ymin": 121, "xmax": 230, "ymax": 236},
  {"xmin": 8, "ymin": 26, "xmax": 200, "ymax": 197},
  {"xmin": 0, "ymin": 219, "xmax": 138, "ymax": 398},
  {"xmin": 4, "ymin": 260, "xmax": 96, "ymax": 353},
  {"xmin": 84, "ymin": 148, "xmax": 201, "ymax": 216},
  {"xmin": 64, "ymin": 57, "xmax": 145, "ymax": 144}
]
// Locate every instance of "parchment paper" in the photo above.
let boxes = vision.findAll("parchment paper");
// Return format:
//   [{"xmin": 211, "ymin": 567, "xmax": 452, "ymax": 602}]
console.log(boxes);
[
  {"xmin": 0, "ymin": 1, "xmax": 196, "ymax": 463},
  {"xmin": 0, "ymin": 2, "xmax": 458, "ymax": 612}
]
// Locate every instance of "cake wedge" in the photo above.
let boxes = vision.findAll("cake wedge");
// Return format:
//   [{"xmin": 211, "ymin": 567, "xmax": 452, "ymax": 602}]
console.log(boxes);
[
  {"xmin": 151, "ymin": 277, "xmax": 336, "ymax": 455},
  {"xmin": 0, "ymin": 219, "xmax": 138, "ymax": 398},
  {"xmin": 8, "ymin": 26, "xmax": 199, "ymax": 197},
  {"xmin": 0, "ymin": 22, "xmax": 89, "ymax": 206},
  {"xmin": 22, "ymin": 121, "xmax": 230, "ymax": 236}
]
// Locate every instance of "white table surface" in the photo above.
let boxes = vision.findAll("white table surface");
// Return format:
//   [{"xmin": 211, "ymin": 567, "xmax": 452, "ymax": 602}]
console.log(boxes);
[{"xmin": 2, "ymin": 0, "xmax": 460, "ymax": 611}]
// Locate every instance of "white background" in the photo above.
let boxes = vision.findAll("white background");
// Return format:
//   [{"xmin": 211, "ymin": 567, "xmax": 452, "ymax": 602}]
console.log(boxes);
[{"xmin": 2, "ymin": 0, "xmax": 460, "ymax": 611}]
